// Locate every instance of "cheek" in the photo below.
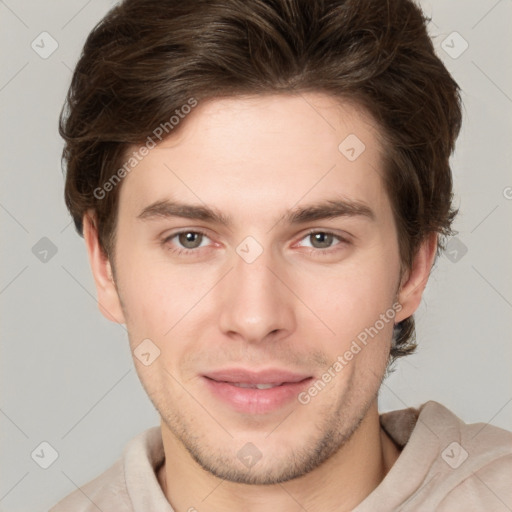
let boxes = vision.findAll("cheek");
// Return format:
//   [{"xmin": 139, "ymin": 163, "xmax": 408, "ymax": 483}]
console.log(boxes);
[
  {"xmin": 127, "ymin": 283, "xmax": 189, "ymax": 338},
  {"xmin": 114, "ymin": 251, "xmax": 186, "ymax": 338},
  {"xmin": 116, "ymin": 259, "xmax": 220, "ymax": 372},
  {"xmin": 304, "ymin": 255, "xmax": 399, "ymax": 333}
]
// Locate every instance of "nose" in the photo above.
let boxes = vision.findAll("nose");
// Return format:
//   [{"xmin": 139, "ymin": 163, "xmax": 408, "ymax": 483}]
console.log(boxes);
[{"xmin": 217, "ymin": 247, "xmax": 296, "ymax": 344}]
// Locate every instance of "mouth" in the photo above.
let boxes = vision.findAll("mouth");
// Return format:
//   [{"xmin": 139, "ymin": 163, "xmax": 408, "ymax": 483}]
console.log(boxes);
[
  {"xmin": 224, "ymin": 382, "xmax": 289, "ymax": 390},
  {"xmin": 202, "ymin": 368, "xmax": 313, "ymax": 414}
]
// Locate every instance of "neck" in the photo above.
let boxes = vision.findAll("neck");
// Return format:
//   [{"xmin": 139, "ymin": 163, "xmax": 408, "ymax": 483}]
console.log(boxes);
[{"xmin": 157, "ymin": 402, "xmax": 400, "ymax": 512}]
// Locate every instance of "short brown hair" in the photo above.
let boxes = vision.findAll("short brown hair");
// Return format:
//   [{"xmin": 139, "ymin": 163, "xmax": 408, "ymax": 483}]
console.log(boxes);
[{"xmin": 59, "ymin": 0, "xmax": 462, "ymax": 361}]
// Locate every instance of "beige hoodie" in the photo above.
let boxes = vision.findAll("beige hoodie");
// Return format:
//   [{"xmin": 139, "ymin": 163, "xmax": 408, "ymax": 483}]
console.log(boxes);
[{"xmin": 50, "ymin": 401, "xmax": 512, "ymax": 511}]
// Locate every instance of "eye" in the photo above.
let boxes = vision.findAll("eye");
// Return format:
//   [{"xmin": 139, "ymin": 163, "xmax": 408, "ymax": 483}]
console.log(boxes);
[
  {"xmin": 296, "ymin": 230, "xmax": 348, "ymax": 252},
  {"xmin": 163, "ymin": 230, "xmax": 212, "ymax": 254}
]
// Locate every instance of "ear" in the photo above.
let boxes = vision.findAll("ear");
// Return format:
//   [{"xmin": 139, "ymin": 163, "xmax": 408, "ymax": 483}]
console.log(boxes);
[
  {"xmin": 83, "ymin": 211, "xmax": 126, "ymax": 324},
  {"xmin": 395, "ymin": 233, "xmax": 438, "ymax": 323}
]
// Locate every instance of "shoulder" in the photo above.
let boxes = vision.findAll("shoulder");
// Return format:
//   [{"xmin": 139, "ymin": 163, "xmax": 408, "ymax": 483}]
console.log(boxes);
[
  {"xmin": 49, "ymin": 458, "xmax": 128, "ymax": 512},
  {"xmin": 382, "ymin": 400, "xmax": 512, "ymax": 460},
  {"xmin": 410, "ymin": 401, "xmax": 512, "ymax": 510},
  {"xmin": 374, "ymin": 401, "xmax": 512, "ymax": 511},
  {"xmin": 427, "ymin": 401, "xmax": 512, "ymax": 510},
  {"xmin": 437, "ymin": 452, "xmax": 512, "ymax": 511},
  {"xmin": 50, "ymin": 427, "xmax": 163, "ymax": 512},
  {"xmin": 417, "ymin": 400, "xmax": 512, "ymax": 463}
]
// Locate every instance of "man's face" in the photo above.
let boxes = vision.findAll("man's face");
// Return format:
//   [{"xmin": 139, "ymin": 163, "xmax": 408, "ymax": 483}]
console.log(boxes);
[{"xmin": 107, "ymin": 94, "xmax": 404, "ymax": 483}]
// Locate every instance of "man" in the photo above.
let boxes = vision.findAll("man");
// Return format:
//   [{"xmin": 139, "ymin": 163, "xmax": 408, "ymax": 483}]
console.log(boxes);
[{"xmin": 52, "ymin": 0, "xmax": 512, "ymax": 510}]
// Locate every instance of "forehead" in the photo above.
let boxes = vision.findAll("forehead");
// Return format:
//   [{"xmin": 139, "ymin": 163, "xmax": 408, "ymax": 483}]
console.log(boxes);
[{"xmin": 118, "ymin": 93, "xmax": 389, "ymax": 220}]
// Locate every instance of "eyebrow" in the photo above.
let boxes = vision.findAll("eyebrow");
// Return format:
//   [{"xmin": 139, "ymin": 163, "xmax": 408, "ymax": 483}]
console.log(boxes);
[{"xmin": 136, "ymin": 197, "xmax": 375, "ymax": 226}]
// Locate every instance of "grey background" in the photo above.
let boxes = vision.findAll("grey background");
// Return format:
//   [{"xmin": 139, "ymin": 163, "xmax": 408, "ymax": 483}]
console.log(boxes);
[{"xmin": 1, "ymin": 1, "xmax": 511, "ymax": 510}]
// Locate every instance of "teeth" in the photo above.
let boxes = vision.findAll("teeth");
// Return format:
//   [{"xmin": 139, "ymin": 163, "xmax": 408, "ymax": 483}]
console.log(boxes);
[
  {"xmin": 231, "ymin": 382, "xmax": 283, "ymax": 389},
  {"xmin": 256, "ymin": 383, "xmax": 278, "ymax": 390}
]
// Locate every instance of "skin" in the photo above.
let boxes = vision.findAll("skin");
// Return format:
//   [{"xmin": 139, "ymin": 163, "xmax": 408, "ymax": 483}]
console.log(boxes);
[{"xmin": 84, "ymin": 93, "xmax": 437, "ymax": 512}]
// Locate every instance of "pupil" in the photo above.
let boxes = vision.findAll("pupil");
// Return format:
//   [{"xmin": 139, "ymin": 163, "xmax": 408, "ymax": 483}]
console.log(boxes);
[
  {"xmin": 312, "ymin": 232, "xmax": 332, "ymax": 248},
  {"xmin": 179, "ymin": 232, "xmax": 201, "ymax": 248}
]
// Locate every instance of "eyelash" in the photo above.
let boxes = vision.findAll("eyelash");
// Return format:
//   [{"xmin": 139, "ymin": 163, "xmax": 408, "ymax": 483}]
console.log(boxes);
[{"xmin": 162, "ymin": 229, "xmax": 349, "ymax": 257}]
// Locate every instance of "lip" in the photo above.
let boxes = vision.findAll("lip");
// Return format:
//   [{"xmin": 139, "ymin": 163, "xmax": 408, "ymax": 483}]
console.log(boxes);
[{"xmin": 202, "ymin": 368, "xmax": 313, "ymax": 414}]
